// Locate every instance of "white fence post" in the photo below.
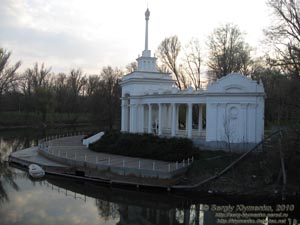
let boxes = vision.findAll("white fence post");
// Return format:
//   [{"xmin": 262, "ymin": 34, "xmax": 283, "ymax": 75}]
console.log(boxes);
[
  {"xmin": 152, "ymin": 161, "xmax": 155, "ymax": 171},
  {"xmin": 168, "ymin": 163, "xmax": 171, "ymax": 172},
  {"xmin": 176, "ymin": 161, "xmax": 178, "ymax": 169},
  {"xmin": 123, "ymin": 159, "xmax": 125, "ymax": 167},
  {"xmin": 138, "ymin": 160, "xmax": 141, "ymax": 169},
  {"xmin": 108, "ymin": 157, "xmax": 110, "ymax": 166}
]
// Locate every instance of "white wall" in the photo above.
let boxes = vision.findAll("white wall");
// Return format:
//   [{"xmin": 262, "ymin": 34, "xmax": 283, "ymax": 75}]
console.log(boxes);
[
  {"xmin": 206, "ymin": 73, "xmax": 265, "ymax": 144},
  {"xmin": 121, "ymin": 72, "xmax": 265, "ymax": 145}
]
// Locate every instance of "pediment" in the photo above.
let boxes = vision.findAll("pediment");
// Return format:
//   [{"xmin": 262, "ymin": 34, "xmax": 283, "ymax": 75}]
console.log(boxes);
[
  {"xmin": 223, "ymin": 84, "xmax": 245, "ymax": 92},
  {"xmin": 206, "ymin": 73, "xmax": 264, "ymax": 93}
]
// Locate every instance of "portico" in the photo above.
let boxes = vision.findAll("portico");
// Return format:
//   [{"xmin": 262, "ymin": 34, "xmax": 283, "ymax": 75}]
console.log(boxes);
[
  {"xmin": 121, "ymin": 96, "xmax": 205, "ymax": 139},
  {"xmin": 120, "ymin": 8, "xmax": 265, "ymax": 150}
]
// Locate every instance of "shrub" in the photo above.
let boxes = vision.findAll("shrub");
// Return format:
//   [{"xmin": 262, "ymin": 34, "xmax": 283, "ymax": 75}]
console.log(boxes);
[{"xmin": 89, "ymin": 131, "xmax": 198, "ymax": 162}]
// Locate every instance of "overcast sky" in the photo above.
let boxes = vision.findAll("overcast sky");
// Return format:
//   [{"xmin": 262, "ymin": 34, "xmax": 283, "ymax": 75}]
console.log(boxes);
[{"xmin": 0, "ymin": 0, "xmax": 271, "ymax": 74}]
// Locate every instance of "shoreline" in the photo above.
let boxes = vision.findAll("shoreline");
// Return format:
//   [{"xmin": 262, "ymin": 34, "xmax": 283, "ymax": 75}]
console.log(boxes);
[
  {"xmin": 0, "ymin": 122, "xmax": 93, "ymax": 131},
  {"xmin": 8, "ymin": 145, "xmax": 300, "ymax": 198},
  {"xmin": 9, "ymin": 159, "xmax": 300, "ymax": 199},
  {"xmin": 5, "ymin": 131, "xmax": 300, "ymax": 198}
]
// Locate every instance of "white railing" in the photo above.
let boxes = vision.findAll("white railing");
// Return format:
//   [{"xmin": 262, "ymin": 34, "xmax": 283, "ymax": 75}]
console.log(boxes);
[{"xmin": 37, "ymin": 132, "xmax": 194, "ymax": 178}]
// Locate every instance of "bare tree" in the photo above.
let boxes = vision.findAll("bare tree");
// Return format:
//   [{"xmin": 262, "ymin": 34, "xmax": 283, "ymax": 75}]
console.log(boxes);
[
  {"xmin": 125, "ymin": 61, "xmax": 137, "ymax": 73},
  {"xmin": 207, "ymin": 24, "xmax": 252, "ymax": 79},
  {"xmin": 86, "ymin": 75, "xmax": 101, "ymax": 96},
  {"xmin": 100, "ymin": 66, "xmax": 122, "ymax": 130},
  {"xmin": 20, "ymin": 63, "xmax": 53, "ymax": 121},
  {"xmin": 67, "ymin": 69, "xmax": 87, "ymax": 97},
  {"xmin": 157, "ymin": 35, "xmax": 187, "ymax": 89},
  {"xmin": 183, "ymin": 38, "xmax": 202, "ymax": 90},
  {"xmin": 265, "ymin": 0, "xmax": 300, "ymax": 76},
  {"xmin": 62, "ymin": 69, "xmax": 87, "ymax": 123},
  {"xmin": 0, "ymin": 48, "xmax": 21, "ymax": 110},
  {"xmin": 52, "ymin": 73, "xmax": 68, "ymax": 113}
]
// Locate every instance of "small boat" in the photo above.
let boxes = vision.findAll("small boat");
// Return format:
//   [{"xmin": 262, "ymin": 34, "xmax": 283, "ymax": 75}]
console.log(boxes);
[{"xmin": 28, "ymin": 164, "xmax": 45, "ymax": 178}]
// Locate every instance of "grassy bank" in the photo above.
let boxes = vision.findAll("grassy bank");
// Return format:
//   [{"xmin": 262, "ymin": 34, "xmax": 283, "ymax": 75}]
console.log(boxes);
[{"xmin": 184, "ymin": 134, "xmax": 300, "ymax": 196}]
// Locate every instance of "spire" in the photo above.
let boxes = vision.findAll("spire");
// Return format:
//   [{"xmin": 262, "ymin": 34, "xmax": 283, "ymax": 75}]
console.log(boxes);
[
  {"xmin": 142, "ymin": 8, "xmax": 151, "ymax": 57},
  {"xmin": 137, "ymin": 8, "xmax": 157, "ymax": 72},
  {"xmin": 145, "ymin": 8, "xmax": 150, "ymax": 51}
]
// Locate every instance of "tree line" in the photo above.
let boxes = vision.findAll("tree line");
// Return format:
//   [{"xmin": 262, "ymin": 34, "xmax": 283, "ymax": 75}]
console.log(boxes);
[
  {"xmin": 0, "ymin": 54, "xmax": 122, "ymax": 129},
  {"xmin": 155, "ymin": 0, "xmax": 300, "ymax": 126},
  {"xmin": 1, "ymin": 0, "xmax": 300, "ymax": 129}
]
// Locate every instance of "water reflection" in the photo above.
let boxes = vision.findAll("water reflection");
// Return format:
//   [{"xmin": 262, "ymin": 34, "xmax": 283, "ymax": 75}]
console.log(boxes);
[
  {"xmin": 0, "ymin": 127, "xmax": 91, "ymax": 204},
  {"xmin": 0, "ymin": 145, "xmax": 20, "ymax": 203},
  {"xmin": 46, "ymin": 175, "xmax": 300, "ymax": 225},
  {"xmin": 0, "ymin": 162, "xmax": 18, "ymax": 203},
  {"xmin": 0, "ymin": 170, "xmax": 119, "ymax": 225},
  {"xmin": 0, "ymin": 129, "xmax": 38, "ymax": 203},
  {"xmin": 1, "ymin": 162, "xmax": 300, "ymax": 225},
  {"xmin": 1, "ymin": 129, "xmax": 300, "ymax": 225},
  {"xmin": 46, "ymin": 176, "xmax": 201, "ymax": 225}
]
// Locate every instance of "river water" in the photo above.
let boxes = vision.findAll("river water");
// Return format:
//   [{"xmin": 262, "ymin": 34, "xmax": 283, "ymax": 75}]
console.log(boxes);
[{"xmin": 0, "ymin": 129, "xmax": 299, "ymax": 225}]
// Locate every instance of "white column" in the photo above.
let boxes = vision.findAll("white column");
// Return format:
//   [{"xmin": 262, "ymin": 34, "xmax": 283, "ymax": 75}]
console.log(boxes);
[
  {"xmin": 158, "ymin": 103, "xmax": 162, "ymax": 135},
  {"xmin": 168, "ymin": 104, "xmax": 172, "ymax": 131},
  {"xmin": 206, "ymin": 103, "xmax": 217, "ymax": 141},
  {"xmin": 241, "ymin": 103, "xmax": 248, "ymax": 143},
  {"xmin": 121, "ymin": 99, "xmax": 126, "ymax": 132},
  {"xmin": 144, "ymin": 104, "xmax": 148, "ymax": 133},
  {"xmin": 185, "ymin": 105, "xmax": 188, "ymax": 134},
  {"xmin": 134, "ymin": 104, "xmax": 138, "ymax": 133},
  {"xmin": 129, "ymin": 104, "xmax": 134, "ymax": 133},
  {"xmin": 198, "ymin": 104, "xmax": 202, "ymax": 135},
  {"xmin": 187, "ymin": 103, "xmax": 193, "ymax": 138},
  {"xmin": 218, "ymin": 103, "xmax": 225, "ymax": 141},
  {"xmin": 171, "ymin": 103, "xmax": 176, "ymax": 136},
  {"xmin": 148, "ymin": 104, "xmax": 152, "ymax": 134},
  {"xmin": 161, "ymin": 104, "xmax": 165, "ymax": 132},
  {"xmin": 176, "ymin": 104, "xmax": 179, "ymax": 131},
  {"xmin": 130, "ymin": 104, "xmax": 136, "ymax": 133},
  {"xmin": 140, "ymin": 104, "xmax": 144, "ymax": 133},
  {"xmin": 130, "ymin": 103, "xmax": 138, "ymax": 133}
]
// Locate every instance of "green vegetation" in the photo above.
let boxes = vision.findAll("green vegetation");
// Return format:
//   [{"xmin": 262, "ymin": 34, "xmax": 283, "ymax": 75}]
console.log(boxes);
[
  {"xmin": 0, "ymin": 112, "xmax": 90, "ymax": 128},
  {"xmin": 184, "ymin": 128, "xmax": 300, "ymax": 194},
  {"xmin": 89, "ymin": 132, "xmax": 199, "ymax": 162},
  {"xmin": 186, "ymin": 151, "xmax": 240, "ymax": 178}
]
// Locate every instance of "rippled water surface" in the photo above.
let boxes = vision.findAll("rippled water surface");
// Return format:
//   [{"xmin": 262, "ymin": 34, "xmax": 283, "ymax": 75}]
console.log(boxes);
[{"xmin": 0, "ymin": 129, "xmax": 299, "ymax": 225}]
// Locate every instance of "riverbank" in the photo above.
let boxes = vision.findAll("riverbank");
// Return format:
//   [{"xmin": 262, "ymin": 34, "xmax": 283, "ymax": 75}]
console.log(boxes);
[
  {"xmin": 7, "ymin": 132, "xmax": 300, "ymax": 198},
  {"xmin": 184, "ymin": 158, "xmax": 299, "ymax": 198}
]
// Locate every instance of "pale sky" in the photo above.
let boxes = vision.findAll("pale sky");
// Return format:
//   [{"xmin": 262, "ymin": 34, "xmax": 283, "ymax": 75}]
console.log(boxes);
[{"xmin": 0, "ymin": 0, "xmax": 271, "ymax": 74}]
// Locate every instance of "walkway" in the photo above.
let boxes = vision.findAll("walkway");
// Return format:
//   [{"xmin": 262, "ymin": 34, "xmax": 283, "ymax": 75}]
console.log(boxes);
[
  {"xmin": 9, "ymin": 146, "xmax": 68, "ymax": 168},
  {"xmin": 38, "ymin": 135, "xmax": 192, "ymax": 179}
]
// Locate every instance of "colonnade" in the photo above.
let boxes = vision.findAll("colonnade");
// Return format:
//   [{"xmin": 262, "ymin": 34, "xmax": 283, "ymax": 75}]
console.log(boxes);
[{"xmin": 121, "ymin": 100, "xmax": 204, "ymax": 138}]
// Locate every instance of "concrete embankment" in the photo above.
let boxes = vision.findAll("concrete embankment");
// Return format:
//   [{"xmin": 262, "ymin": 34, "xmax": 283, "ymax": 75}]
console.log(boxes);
[{"xmin": 9, "ymin": 134, "xmax": 191, "ymax": 189}]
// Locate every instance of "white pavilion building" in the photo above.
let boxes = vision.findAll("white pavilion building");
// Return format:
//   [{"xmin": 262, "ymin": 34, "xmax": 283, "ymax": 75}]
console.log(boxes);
[{"xmin": 120, "ymin": 9, "xmax": 265, "ymax": 150}]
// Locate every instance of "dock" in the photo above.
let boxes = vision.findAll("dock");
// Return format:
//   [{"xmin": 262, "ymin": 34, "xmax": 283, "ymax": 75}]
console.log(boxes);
[{"xmin": 9, "ymin": 133, "xmax": 192, "ymax": 189}]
